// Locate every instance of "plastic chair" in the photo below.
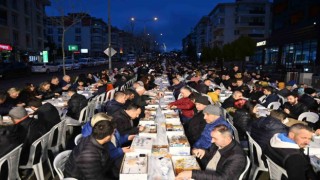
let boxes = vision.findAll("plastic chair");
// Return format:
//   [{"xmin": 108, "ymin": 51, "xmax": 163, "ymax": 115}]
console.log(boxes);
[
  {"xmin": 298, "ymin": 112, "xmax": 319, "ymax": 123},
  {"xmin": 259, "ymin": 95, "xmax": 266, "ymax": 103},
  {"xmin": 19, "ymin": 130, "xmax": 55, "ymax": 180},
  {"xmin": 105, "ymin": 89, "xmax": 116, "ymax": 102},
  {"xmin": 239, "ymin": 156, "xmax": 250, "ymax": 180},
  {"xmin": 74, "ymin": 134, "xmax": 83, "ymax": 146},
  {"xmin": 246, "ymin": 132, "xmax": 268, "ymax": 180},
  {"xmin": 53, "ymin": 150, "xmax": 72, "ymax": 180},
  {"xmin": 0, "ymin": 144, "xmax": 23, "ymax": 180},
  {"xmin": 265, "ymin": 156, "xmax": 288, "ymax": 180},
  {"xmin": 267, "ymin": 102, "xmax": 281, "ymax": 110},
  {"xmin": 277, "ymin": 94, "xmax": 286, "ymax": 105},
  {"xmin": 230, "ymin": 123, "xmax": 240, "ymax": 143},
  {"xmin": 49, "ymin": 119, "xmax": 67, "ymax": 154}
]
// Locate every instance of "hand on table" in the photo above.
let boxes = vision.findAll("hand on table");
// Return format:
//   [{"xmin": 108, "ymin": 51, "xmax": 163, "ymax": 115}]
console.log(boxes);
[
  {"xmin": 122, "ymin": 146, "xmax": 133, "ymax": 153},
  {"xmin": 128, "ymin": 135, "xmax": 136, "ymax": 141},
  {"xmin": 284, "ymin": 108, "xmax": 290, "ymax": 114},
  {"xmin": 138, "ymin": 126, "xmax": 145, "ymax": 132},
  {"xmin": 192, "ymin": 148, "xmax": 205, "ymax": 159},
  {"xmin": 175, "ymin": 171, "xmax": 192, "ymax": 180}
]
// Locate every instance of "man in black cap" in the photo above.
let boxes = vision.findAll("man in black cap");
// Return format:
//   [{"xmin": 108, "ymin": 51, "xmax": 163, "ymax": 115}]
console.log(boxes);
[
  {"xmin": 186, "ymin": 95, "xmax": 210, "ymax": 146},
  {"xmin": 299, "ymin": 88, "xmax": 319, "ymax": 112}
]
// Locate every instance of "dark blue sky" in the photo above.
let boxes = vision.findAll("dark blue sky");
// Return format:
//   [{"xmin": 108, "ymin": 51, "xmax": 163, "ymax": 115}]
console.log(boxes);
[{"xmin": 46, "ymin": 0, "xmax": 232, "ymax": 51}]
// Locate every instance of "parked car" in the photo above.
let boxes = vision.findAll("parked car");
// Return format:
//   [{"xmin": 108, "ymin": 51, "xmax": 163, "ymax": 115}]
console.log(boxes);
[
  {"xmin": 93, "ymin": 57, "xmax": 107, "ymax": 66},
  {"xmin": 0, "ymin": 62, "xmax": 31, "ymax": 78},
  {"xmin": 78, "ymin": 58, "xmax": 94, "ymax": 67},
  {"xmin": 57, "ymin": 59, "xmax": 74, "ymax": 70},
  {"xmin": 31, "ymin": 62, "xmax": 61, "ymax": 73}
]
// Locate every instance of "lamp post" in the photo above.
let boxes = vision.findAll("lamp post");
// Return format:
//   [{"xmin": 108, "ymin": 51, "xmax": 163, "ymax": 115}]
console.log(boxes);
[
  {"xmin": 107, "ymin": 0, "xmax": 112, "ymax": 72},
  {"xmin": 130, "ymin": 17, "xmax": 158, "ymax": 53}
]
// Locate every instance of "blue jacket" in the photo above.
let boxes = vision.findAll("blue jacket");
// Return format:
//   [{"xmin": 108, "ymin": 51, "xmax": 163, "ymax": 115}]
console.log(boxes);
[
  {"xmin": 82, "ymin": 121, "xmax": 129, "ymax": 160},
  {"xmin": 261, "ymin": 93, "xmax": 279, "ymax": 108},
  {"xmin": 193, "ymin": 117, "xmax": 231, "ymax": 149}
]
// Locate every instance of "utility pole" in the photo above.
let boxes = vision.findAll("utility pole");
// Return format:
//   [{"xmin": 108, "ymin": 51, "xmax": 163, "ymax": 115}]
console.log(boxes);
[{"xmin": 108, "ymin": 0, "xmax": 112, "ymax": 72}]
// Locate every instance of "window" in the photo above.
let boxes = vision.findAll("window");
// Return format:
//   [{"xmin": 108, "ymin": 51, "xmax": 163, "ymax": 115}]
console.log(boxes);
[
  {"xmin": 36, "ymin": 13, "xmax": 41, "ymax": 24},
  {"xmin": 0, "ymin": 0, "xmax": 7, "ymax": 6},
  {"xmin": 75, "ymin": 28, "xmax": 81, "ymax": 33},
  {"xmin": 26, "ymin": 34, "xmax": 30, "ymax": 46},
  {"xmin": 13, "ymin": 31, "xmax": 19, "ymax": 44},
  {"xmin": 12, "ymin": 14, "xmax": 18, "ymax": 27},
  {"xmin": 25, "ymin": 18, "xmax": 29, "ymax": 30},
  {"xmin": 58, "ymin": 28, "xmax": 63, "ymax": 34},
  {"xmin": 58, "ymin": 36, "xmax": 62, "ymax": 42},
  {"xmin": 0, "ymin": 9, "xmax": 7, "ymax": 25},
  {"xmin": 47, "ymin": 28, "xmax": 53, "ymax": 34},
  {"xmin": 75, "ymin": 36, "xmax": 81, "ymax": 42},
  {"xmin": 24, "ymin": 0, "xmax": 30, "ymax": 14},
  {"xmin": 11, "ymin": 0, "xmax": 17, "ymax": 10}
]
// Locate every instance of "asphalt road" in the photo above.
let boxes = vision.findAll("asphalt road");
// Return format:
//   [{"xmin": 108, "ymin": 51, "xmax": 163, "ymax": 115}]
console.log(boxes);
[{"xmin": 0, "ymin": 62, "xmax": 126, "ymax": 91}]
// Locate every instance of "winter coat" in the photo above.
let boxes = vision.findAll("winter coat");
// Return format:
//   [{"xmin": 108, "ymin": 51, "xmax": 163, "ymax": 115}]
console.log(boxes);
[
  {"xmin": 192, "ymin": 140, "xmax": 247, "ymax": 180},
  {"xmin": 299, "ymin": 94, "xmax": 318, "ymax": 112},
  {"xmin": 0, "ymin": 101, "xmax": 12, "ymax": 116},
  {"xmin": 260, "ymin": 93, "xmax": 279, "ymax": 108},
  {"xmin": 169, "ymin": 97, "xmax": 195, "ymax": 118},
  {"xmin": 193, "ymin": 117, "xmax": 231, "ymax": 149},
  {"xmin": 35, "ymin": 103, "xmax": 61, "ymax": 131},
  {"xmin": 112, "ymin": 109, "xmax": 138, "ymax": 135},
  {"xmin": 186, "ymin": 111, "xmax": 206, "ymax": 146},
  {"xmin": 233, "ymin": 109, "xmax": 252, "ymax": 141},
  {"xmin": 250, "ymin": 116, "xmax": 287, "ymax": 151},
  {"xmin": 67, "ymin": 93, "xmax": 88, "ymax": 120},
  {"xmin": 37, "ymin": 89, "xmax": 56, "ymax": 100},
  {"xmin": 282, "ymin": 102, "xmax": 308, "ymax": 119},
  {"xmin": 222, "ymin": 96, "xmax": 235, "ymax": 109},
  {"xmin": 64, "ymin": 136, "xmax": 115, "ymax": 180},
  {"xmin": 104, "ymin": 99, "xmax": 125, "ymax": 115},
  {"xmin": 265, "ymin": 133, "xmax": 319, "ymax": 180},
  {"xmin": 196, "ymin": 83, "xmax": 209, "ymax": 94},
  {"xmin": 0, "ymin": 124, "xmax": 25, "ymax": 158},
  {"xmin": 168, "ymin": 82, "xmax": 185, "ymax": 99}
]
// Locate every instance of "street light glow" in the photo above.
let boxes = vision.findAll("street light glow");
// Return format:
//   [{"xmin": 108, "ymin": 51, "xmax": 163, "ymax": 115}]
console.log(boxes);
[
  {"xmin": 160, "ymin": 33, "xmax": 163, "ymax": 36},
  {"xmin": 131, "ymin": 17, "xmax": 135, "ymax": 21},
  {"xmin": 154, "ymin": 17, "xmax": 158, "ymax": 21}
]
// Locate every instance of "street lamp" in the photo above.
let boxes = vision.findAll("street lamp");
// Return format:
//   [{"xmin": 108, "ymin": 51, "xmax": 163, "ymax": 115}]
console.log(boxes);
[{"xmin": 130, "ymin": 17, "xmax": 158, "ymax": 53}]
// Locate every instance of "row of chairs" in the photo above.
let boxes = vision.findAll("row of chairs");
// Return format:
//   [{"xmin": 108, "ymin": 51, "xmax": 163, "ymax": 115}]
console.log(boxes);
[{"xmin": 0, "ymin": 119, "xmax": 67, "ymax": 180}]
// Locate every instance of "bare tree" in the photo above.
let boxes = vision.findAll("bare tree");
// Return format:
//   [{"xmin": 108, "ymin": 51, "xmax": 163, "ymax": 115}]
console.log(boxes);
[{"xmin": 46, "ymin": 0, "xmax": 87, "ymax": 75}]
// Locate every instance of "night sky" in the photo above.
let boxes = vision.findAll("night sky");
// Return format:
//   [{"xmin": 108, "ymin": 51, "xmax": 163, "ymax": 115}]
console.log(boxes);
[{"xmin": 46, "ymin": 0, "xmax": 232, "ymax": 51}]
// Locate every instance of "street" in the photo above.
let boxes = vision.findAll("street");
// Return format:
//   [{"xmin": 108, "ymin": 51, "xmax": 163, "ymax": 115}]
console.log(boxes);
[{"xmin": 0, "ymin": 62, "xmax": 126, "ymax": 91}]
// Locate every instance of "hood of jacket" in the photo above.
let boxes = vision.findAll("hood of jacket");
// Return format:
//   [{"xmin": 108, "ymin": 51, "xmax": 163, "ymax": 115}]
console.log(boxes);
[{"xmin": 270, "ymin": 133, "xmax": 300, "ymax": 149}]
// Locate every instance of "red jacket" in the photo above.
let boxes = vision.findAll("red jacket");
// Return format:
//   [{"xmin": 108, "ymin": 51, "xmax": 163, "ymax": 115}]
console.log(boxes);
[{"xmin": 169, "ymin": 97, "xmax": 195, "ymax": 118}]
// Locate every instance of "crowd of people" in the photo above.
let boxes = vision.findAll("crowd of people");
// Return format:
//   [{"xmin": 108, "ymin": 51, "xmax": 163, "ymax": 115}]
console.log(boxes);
[{"xmin": 0, "ymin": 59, "xmax": 320, "ymax": 179}]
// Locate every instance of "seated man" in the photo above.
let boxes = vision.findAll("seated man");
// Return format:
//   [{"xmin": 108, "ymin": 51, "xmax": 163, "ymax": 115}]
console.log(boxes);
[
  {"xmin": 265, "ymin": 124, "xmax": 319, "ymax": 180},
  {"xmin": 193, "ymin": 104, "xmax": 231, "ymax": 149},
  {"xmin": 176, "ymin": 125, "xmax": 247, "ymax": 180},
  {"xmin": 168, "ymin": 78, "xmax": 185, "ymax": 99},
  {"xmin": 207, "ymin": 87, "xmax": 221, "ymax": 105},
  {"xmin": 28, "ymin": 99, "xmax": 61, "ymax": 131},
  {"xmin": 186, "ymin": 95, "xmax": 210, "ymax": 146},
  {"xmin": 66, "ymin": 88, "xmax": 88, "ymax": 120},
  {"xmin": 64, "ymin": 120, "xmax": 117, "ymax": 180},
  {"xmin": 103, "ymin": 91, "xmax": 126, "ymax": 115},
  {"xmin": 221, "ymin": 90, "xmax": 243, "ymax": 109},
  {"xmin": 0, "ymin": 91, "xmax": 11, "ymax": 116},
  {"xmin": 260, "ymin": 86, "xmax": 279, "ymax": 108},
  {"xmin": 112, "ymin": 103, "xmax": 144, "ymax": 135},
  {"xmin": 282, "ymin": 93, "xmax": 308, "ymax": 119}
]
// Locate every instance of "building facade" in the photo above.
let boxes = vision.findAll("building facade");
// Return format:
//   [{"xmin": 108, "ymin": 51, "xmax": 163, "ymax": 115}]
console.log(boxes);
[
  {"xmin": 0, "ymin": 0, "xmax": 50, "ymax": 62},
  {"xmin": 255, "ymin": 0, "xmax": 320, "ymax": 72}
]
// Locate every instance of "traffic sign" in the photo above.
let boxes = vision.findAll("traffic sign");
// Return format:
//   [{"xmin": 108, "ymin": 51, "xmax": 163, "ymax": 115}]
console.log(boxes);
[
  {"xmin": 68, "ymin": 45, "xmax": 78, "ymax": 51},
  {"xmin": 104, "ymin": 47, "xmax": 117, "ymax": 57}
]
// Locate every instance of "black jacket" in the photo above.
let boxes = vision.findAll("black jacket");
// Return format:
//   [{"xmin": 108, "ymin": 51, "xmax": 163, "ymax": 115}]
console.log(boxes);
[
  {"xmin": 192, "ymin": 140, "xmax": 247, "ymax": 180},
  {"xmin": 0, "ymin": 124, "xmax": 25, "ymax": 158},
  {"xmin": 233, "ymin": 109, "xmax": 252, "ymax": 141},
  {"xmin": 112, "ymin": 109, "xmax": 138, "ymax": 135},
  {"xmin": 250, "ymin": 116, "xmax": 287, "ymax": 151},
  {"xmin": 282, "ymin": 102, "xmax": 308, "ymax": 119},
  {"xmin": 67, "ymin": 93, "xmax": 88, "ymax": 120},
  {"xmin": 37, "ymin": 89, "xmax": 56, "ymax": 100},
  {"xmin": 235, "ymin": 85, "xmax": 250, "ymax": 98},
  {"xmin": 277, "ymin": 88, "xmax": 291, "ymax": 98},
  {"xmin": 64, "ymin": 136, "xmax": 115, "ymax": 180},
  {"xmin": 261, "ymin": 93, "xmax": 279, "ymax": 108},
  {"xmin": 35, "ymin": 103, "xmax": 61, "ymax": 131},
  {"xmin": 222, "ymin": 96, "xmax": 235, "ymax": 109},
  {"xmin": 0, "ymin": 101, "xmax": 12, "ymax": 116},
  {"xmin": 299, "ymin": 94, "xmax": 318, "ymax": 112},
  {"xmin": 168, "ymin": 82, "xmax": 185, "ymax": 100},
  {"xmin": 186, "ymin": 111, "xmax": 206, "ymax": 146},
  {"xmin": 50, "ymin": 83, "xmax": 63, "ymax": 94},
  {"xmin": 104, "ymin": 99, "xmax": 125, "ymax": 115},
  {"xmin": 196, "ymin": 83, "xmax": 209, "ymax": 94}
]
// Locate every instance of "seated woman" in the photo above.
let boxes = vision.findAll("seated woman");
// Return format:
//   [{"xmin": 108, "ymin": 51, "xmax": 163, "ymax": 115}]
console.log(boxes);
[
  {"xmin": 19, "ymin": 83, "xmax": 42, "ymax": 104},
  {"xmin": 38, "ymin": 81, "xmax": 60, "ymax": 100}
]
